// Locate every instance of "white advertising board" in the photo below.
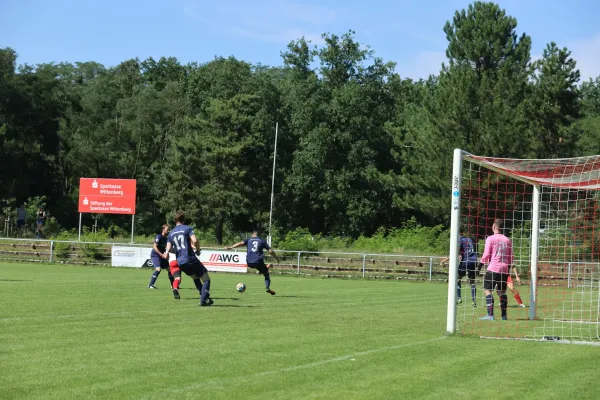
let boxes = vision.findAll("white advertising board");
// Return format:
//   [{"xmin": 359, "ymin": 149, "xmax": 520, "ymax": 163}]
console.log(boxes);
[
  {"xmin": 112, "ymin": 246, "xmax": 247, "ymax": 272},
  {"xmin": 199, "ymin": 250, "xmax": 247, "ymax": 273},
  {"xmin": 111, "ymin": 246, "xmax": 152, "ymax": 268},
  {"xmin": 167, "ymin": 250, "xmax": 247, "ymax": 273}
]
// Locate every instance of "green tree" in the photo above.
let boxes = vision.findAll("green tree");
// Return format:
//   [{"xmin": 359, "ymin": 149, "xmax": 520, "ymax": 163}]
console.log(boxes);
[
  {"xmin": 0, "ymin": 49, "xmax": 65, "ymax": 212},
  {"xmin": 397, "ymin": 2, "xmax": 533, "ymax": 224},
  {"xmin": 55, "ymin": 57, "xmax": 188, "ymax": 233},
  {"xmin": 440, "ymin": 1, "xmax": 532, "ymax": 156},
  {"xmin": 2, "ymin": 3, "xmax": 599, "ymax": 239},
  {"xmin": 284, "ymin": 31, "xmax": 401, "ymax": 235},
  {"xmin": 527, "ymin": 42, "xmax": 581, "ymax": 158},
  {"xmin": 575, "ymin": 76, "xmax": 600, "ymax": 155},
  {"xmin": 160, "ymin": 57, "xmax": 280, "ymax": 243}
]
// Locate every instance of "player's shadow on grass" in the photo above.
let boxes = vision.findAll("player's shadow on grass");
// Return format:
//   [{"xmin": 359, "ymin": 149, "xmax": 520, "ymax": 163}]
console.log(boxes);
[
  {"xmin": 176, "ymin": 296, "xmax": 242, "ymax": 301},
  {"xmin": 272, "ymin": 295, "xmax": 299, "ymax": 298},
  {"xmin": 211, "ymin": 304, "xmax": 259, "ymax": 308},
  {"xmin": 0, "ymin": 279, "xmax": 32, "ymax": 282},
  {"xmin": 180, "ymin": 298, "xmax": 257, "ymax": 307}
]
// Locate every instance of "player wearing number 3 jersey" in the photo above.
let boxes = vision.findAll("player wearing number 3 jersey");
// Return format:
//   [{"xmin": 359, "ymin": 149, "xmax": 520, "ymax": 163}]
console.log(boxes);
[
  {"xmin": 165, "ymin": 211, "xmax": 213, "ymax": 306},
  {"xmin": 226, "ymin": 230, "xmax": 280, "ymax": 295},
  {"xmin": 479, "ymin": 219, "xmax": 513, "ymax": 321}
]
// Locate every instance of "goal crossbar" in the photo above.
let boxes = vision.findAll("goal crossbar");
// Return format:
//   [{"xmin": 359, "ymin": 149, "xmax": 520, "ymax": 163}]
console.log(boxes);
[{"xmin": 463, "ymin": 152, "xmax": 600, "ymax": 189}]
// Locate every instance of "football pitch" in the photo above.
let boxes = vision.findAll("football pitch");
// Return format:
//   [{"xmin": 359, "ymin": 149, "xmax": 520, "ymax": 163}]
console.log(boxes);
[{"xmin": 1, "ymin": 263, "xmax": 598, "ymax": 399}]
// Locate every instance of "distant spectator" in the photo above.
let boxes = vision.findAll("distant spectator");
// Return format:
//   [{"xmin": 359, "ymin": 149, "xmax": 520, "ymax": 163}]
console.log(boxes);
[
  {"xmin": 16, "ymin": 205, "xmax": 27, "ymax": 235},
  {"xmin": 36, "ymin": 207, "xmax": 46, "ymax": 238}
]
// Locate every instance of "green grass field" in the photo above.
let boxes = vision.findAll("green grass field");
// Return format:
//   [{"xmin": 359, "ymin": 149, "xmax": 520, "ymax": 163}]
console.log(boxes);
[{"xmin": 1, "ymin": 263, "xmax": 599, "ymax": 400}]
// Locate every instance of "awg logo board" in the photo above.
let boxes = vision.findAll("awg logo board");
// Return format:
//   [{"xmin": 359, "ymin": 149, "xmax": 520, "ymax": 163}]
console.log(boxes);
[
  {"xmin": 209, "ymin": 253, "xmax": 240, "ymax": 263},
  {"xmin": 199, "ymin": 251, "xmax": 247, "ymax": 273}
]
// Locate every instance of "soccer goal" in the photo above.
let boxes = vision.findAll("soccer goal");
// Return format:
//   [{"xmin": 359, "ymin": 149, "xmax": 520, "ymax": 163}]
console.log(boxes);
[{"xmin": 446, "ymin": 149, "xmax": 600, "ymax": 344}]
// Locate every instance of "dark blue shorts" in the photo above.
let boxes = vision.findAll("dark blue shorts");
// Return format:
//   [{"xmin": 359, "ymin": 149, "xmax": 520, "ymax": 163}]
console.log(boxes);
[
  {"xmin": 151, "ymin": 255, "xmax": 169, "ymax": 269},
  {"xmin": 458, "ymin": 260, "xmax": 478, "ymax": 279},
  {"xmin": 247, "ymin": 261, "xmax": 269, "ymax": 275},
  {"xmin": 17, "ymin": 219, "xmax": 25, "ymax": 227},
  {"xmin": 179, "ymin": 259, "xmax": 208, "ymax": 278}
]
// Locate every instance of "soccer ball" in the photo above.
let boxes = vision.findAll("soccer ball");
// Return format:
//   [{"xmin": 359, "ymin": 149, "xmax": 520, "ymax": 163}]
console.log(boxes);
[{"xmin": 236, "ymin": 282, "xmax": 246, "ymax": 293}]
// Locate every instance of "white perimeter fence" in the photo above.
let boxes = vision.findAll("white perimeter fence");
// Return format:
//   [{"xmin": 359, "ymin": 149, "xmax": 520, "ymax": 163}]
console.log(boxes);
[
  {"xmin": 2, "ymin": 237, "xmax": 599, "ymax": 285},
  {"xmin": 0, "ymin": 237, "xmax": 449, "ymax": 282}
]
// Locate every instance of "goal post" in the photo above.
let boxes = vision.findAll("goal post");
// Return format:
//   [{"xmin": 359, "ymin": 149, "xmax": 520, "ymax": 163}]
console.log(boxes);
[
  {"xmin": 530, "ymin": 184, "xmax": 540, "ymax": 321},
  {"xmin": 447, "ymin": 149, "xmax": 600, "ymax": 343},
  {"xmin": 446, "ymin": 148, "xmax": 463, "ymax": 334}
]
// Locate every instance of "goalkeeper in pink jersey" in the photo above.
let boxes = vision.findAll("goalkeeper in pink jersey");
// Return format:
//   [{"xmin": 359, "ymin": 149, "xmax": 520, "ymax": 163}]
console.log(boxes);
[{"xmin": 479, "ymin": 219, "xmax": 513, "ymax": 321}]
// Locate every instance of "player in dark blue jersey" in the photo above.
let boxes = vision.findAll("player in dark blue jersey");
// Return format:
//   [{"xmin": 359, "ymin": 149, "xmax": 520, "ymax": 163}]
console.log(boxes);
[
  {"xmin": 441, "ymin": 230, "xmax": 479, "ymax": 306},
  {"xmin": 148, "ymin": 224, "xmax": 175, "ymax": 289},
  {"xmin": 226, "ymin": 230, "xmax": 280, "ymax": 295},
  {"xmin": 458, "ymin": 232, "xmax": 479, "ymax": 306},
  {"xmin": 165, "ymin": 212, "xmax": 213, "ymax": 306}
]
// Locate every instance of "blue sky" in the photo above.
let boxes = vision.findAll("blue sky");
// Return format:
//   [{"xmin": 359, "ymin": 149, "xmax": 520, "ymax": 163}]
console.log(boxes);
[{"xmin": 1, "ymin": 0, "xmax": 599, "ymax": 81}]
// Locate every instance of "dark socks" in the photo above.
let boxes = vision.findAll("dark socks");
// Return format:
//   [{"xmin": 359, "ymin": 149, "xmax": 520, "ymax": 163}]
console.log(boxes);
[
  {"xmin": 201, "ymin": 280, "xmax": 211, "ymax": 304},
  {"xmin": 499, "ymin": 291, "xmax": 508, "ymax": 318},
  {"xmin": 149, "ymin": 269, "xmax": 160, "ymax": 286},
  {"xmin": 486, "ymin": 294, "xmax": 494, "ymax": 317},
  {"xmin": 193, "ymin": 278, "xmax": 203, "ymax": 293}
]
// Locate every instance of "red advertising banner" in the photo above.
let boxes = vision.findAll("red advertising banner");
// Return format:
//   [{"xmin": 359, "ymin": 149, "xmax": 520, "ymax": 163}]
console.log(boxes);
[{"xmin": 78, "ymin": 178, "xmax": 136, "ymax": 215}]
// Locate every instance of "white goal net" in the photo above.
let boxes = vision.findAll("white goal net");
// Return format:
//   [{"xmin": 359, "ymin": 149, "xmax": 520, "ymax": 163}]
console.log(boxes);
[{"xmin": 446, "ymin": 149, "xmax": 600, "ymax": 344}]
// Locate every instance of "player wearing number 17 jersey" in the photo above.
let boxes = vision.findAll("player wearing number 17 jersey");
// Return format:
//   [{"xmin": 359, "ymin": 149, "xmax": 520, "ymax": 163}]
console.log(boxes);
[
  {"xmin": 479, "ymin": 219, "xmax": 513, "ymax": 321},
  {"xmin": 165, "ymin": 212, "xmax": 213, "ymax": 306}
]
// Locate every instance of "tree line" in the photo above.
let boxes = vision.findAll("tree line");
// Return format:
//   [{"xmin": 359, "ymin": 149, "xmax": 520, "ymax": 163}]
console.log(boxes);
[{"xmin": 1, "ymin": 1, "xmax": 599, "ymax": 243}]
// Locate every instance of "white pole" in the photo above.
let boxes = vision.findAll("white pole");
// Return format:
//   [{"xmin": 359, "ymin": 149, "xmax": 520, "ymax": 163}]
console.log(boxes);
[
  {"xmin": 429, "ymin": 257, "xmax": 433, "ymax": 281},
  {"xmin": 362, "ymin": 254, "xmax": 366, "ymax": 278},
  {"xmin": 447, "ymin": 148, "xmax": 463, "ymax": 334},
  {"xmin": 529, "ymin": 184, "xmax": 541, "ymax": 320},
  {"xmin": 267, "ymin": 122, "xmax": 278, "ymax": 246},
  {"xmin": 78, "ymin": 213, "xmax": 82, "ymax": 241},
  {"xmin": 131, "ymin": 215, "xmax": 135, "ymax": 244}
]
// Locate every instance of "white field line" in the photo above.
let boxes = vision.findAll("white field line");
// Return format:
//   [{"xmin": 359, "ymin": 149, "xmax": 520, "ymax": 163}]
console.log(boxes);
[
  {"xmin": 551, "ymin": 319, "xmax": 600, "ymax": 324},
  {"xmin": 481, "ymin": 336, "xmax": 600, "ymax": 346},
  {"xmin": 140, "ymin": 336, "xmax": 447, "ymax": 399}
]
